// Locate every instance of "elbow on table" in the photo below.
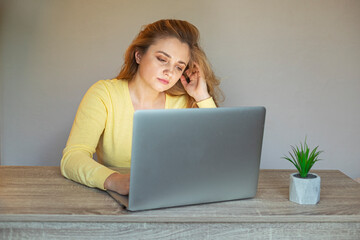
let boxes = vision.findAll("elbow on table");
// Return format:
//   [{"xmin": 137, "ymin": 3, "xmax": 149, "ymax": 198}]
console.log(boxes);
[{"xmin": 60, "ymin": 152, "xmax": 71, "ymax": 179}]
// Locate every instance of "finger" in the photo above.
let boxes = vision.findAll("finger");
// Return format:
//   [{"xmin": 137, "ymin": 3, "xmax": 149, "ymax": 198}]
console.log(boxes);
[
  {"xmin": 193, "ymin": 62, "xmax": 204, "ymax": 78},
  {"xmin": 180, "ymin": 75, "xmax": 189, "ymax": 88},
  {"xmin": 193, "ymin": 62, "xmax": 199, "ymax": 69},
  {"xmin": 185, "ymin": 68, "xmax": 196, "ymax": 80},
  {"xmin": 186, "ymin": 71, "xmax": 194, "ymax": 80},
  {"xmin": 125, "ymin": 173, "xmax": 130, "ymax": 182},
  {"xmin": 185, "ymin": 68, "xmax": 198, "ymax": 82}
]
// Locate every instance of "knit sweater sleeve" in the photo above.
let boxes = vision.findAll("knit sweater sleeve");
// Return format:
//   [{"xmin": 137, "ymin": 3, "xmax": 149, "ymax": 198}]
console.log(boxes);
[
  {"xmin": 60, "ymin": 81, "xmax": 116, "ymax": 190},
  {"xmin": 196, "ymin": 97, "xmax": 217, "ymax": 108}
]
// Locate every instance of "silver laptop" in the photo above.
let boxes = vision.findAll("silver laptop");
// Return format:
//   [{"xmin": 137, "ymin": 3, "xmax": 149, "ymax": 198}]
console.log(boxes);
[{"xmin": 107, "ymin": 107, "xmax": 266, "ymax": 211}]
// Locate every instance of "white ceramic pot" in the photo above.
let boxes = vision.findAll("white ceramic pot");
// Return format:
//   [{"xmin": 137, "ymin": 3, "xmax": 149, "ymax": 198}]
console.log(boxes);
[{"xmin": 289, "ymin": 173, "xmax": 321, "ymax": 205}]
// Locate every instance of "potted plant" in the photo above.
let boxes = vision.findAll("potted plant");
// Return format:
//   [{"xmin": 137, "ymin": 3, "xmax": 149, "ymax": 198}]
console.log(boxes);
[{"xmin": 283, "ymin": 138, "xmax": 323, "ymax": 204}]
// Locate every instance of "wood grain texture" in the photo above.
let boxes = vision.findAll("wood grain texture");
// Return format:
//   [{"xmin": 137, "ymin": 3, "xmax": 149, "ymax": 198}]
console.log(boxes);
[
  {"xmin": 1, "ymin": 167, "xmax": 360, "ymax": 239},
  {"xmin": 1, "ymin": 167, "xmax": 360, "ymax": 222},
  {"xmin": 1, "ymin": 222, "xmax": 360, "ymax": 240}
]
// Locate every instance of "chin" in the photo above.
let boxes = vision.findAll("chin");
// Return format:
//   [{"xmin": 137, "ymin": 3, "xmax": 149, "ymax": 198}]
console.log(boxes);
[{"xmin": 155, "ymin": 83, "xmax": 175, "ymax": 92}]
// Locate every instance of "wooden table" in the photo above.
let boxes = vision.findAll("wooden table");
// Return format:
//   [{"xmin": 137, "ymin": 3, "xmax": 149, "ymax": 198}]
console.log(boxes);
[{"xmin": 1, "ymin": 166, "xmax": 359, "ymax": 239}]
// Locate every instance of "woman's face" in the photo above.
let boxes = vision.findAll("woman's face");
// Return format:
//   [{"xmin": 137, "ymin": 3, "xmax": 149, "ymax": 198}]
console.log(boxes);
[{"xmin": 135, "ymin": 37, "xmax": 190, "ymax": 92}]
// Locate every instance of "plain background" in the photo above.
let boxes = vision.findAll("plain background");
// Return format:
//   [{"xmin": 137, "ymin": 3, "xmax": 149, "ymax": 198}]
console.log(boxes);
[{"xmin": 0, "ymin": 0, "xmax": 359, "ymax": 179}]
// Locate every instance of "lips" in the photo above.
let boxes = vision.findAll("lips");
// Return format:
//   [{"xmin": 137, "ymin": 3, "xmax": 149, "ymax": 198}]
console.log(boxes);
[{"xmin": 157, "ymin": 78, "xmax": 169, "ymax": 85}]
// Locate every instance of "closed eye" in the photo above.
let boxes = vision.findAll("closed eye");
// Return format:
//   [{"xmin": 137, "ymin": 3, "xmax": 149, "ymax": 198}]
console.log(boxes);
[
  {"xmin": 157, "ymin": 56, "xmax": 167, "ymax": 63},
  {"xmin": 176, "ymin": 66, "xmax": 184, "ymax": 71}
]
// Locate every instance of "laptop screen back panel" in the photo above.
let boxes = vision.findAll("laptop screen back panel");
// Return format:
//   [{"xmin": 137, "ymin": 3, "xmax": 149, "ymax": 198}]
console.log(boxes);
[{"xmin": 128, "ymin": 107, "xmax": 265, "ymax": 211}]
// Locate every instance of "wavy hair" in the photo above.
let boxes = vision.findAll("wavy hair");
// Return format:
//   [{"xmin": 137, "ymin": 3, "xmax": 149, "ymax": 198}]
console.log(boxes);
[{"xmin": 116, "ymin": 19, "xmax": 222, "ymax": 108}]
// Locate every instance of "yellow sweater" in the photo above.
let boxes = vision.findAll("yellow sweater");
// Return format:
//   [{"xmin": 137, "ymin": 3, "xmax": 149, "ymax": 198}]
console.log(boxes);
[{"xmin": 60, "ymin": 79, "xmax": 216, "ymax": 190}]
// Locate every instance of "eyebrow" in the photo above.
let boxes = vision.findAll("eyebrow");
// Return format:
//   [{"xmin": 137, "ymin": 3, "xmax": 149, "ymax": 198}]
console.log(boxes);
[{"xmin": 156, "ymin": 51, "xmax": 187, "ymax": 66}]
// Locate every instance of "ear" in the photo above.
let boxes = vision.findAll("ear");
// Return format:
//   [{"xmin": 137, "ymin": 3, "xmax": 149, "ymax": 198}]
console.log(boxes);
[{"xmin": 135, "ymin": 51, "xmax": 142, "ymax": 64}]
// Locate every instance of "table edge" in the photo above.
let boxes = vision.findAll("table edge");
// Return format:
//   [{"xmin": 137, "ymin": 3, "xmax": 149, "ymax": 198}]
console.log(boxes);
[{"xmin": 1, "ymin": 214, "xmax": 360, "ymax": 223}]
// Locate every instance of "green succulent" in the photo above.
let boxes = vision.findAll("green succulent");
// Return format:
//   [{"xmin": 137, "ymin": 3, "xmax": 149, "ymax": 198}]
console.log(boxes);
[{"xmin": 283, "ymin": 138, "xmax": 323, "ymax": 178}]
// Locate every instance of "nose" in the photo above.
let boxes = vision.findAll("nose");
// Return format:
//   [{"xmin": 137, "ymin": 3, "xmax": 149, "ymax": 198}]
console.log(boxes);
[{"xmin": 163, "ymin": 65, "xmax": 175, "ymax": 78}]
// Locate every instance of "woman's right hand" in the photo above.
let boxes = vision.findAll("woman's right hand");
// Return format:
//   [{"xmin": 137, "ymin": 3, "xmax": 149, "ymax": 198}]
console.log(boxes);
[
  {"xmin": 180, "ymin": 62, "xmax": 211, "ymax": 102},
  {"xmin": 104, "ymin": 172, "xmax": 130, "ymax": 195}
]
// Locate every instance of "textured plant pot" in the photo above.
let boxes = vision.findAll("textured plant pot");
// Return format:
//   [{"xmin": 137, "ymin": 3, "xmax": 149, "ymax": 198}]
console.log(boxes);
[{"xmin": 289, "ymin": 173, "xmax": 321, "ymax": 205}]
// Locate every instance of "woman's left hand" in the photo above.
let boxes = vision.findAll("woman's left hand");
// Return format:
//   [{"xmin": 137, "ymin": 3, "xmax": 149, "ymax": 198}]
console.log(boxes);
[{"xmin": 180, "ymin": 62, "xmax": 211, "ymax": 102}]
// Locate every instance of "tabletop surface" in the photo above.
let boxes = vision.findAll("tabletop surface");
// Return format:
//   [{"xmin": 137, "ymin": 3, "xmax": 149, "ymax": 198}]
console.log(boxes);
[{"xmin": 0, "ymin": 166, "xmax": 359, "ymax": 223}]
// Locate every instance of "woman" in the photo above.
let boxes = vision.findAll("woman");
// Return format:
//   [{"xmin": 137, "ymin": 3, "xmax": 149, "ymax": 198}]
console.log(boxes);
[{"xmin": 60, "ymin": 19, "xmax": 222, "ymax": 195}]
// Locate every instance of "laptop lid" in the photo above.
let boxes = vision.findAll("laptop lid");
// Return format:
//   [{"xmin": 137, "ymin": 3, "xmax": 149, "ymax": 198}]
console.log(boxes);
[{"xmin": 126, "ymin": 107, "xmax": 266, "ymax": 211}]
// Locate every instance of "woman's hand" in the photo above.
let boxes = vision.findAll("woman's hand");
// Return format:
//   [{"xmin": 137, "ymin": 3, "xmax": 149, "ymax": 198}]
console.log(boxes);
[
  {"xmin": 104, "ymin": 172, "xmax": 130, "ymax": 195},
  {"xmin": 180, "ymin": 62, "xmax": 211, "ymax": 102}
]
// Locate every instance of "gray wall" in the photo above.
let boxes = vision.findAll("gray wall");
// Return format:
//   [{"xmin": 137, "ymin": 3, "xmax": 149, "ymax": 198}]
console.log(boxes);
[{"xmin": 1, "ymin": 0, "xmax": 359, "ymax": 179}]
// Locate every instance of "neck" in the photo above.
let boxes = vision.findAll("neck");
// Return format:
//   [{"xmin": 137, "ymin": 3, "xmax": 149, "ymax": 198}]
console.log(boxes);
[{"xmin": 128, "ymin": 75, "xmax": 165, "ymax": 110}]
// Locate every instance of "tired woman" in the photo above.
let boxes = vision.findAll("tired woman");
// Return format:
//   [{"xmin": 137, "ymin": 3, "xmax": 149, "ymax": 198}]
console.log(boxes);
[{"xmin": 60, "ymin": 19, "xmax": 222, "ymax": 195}]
